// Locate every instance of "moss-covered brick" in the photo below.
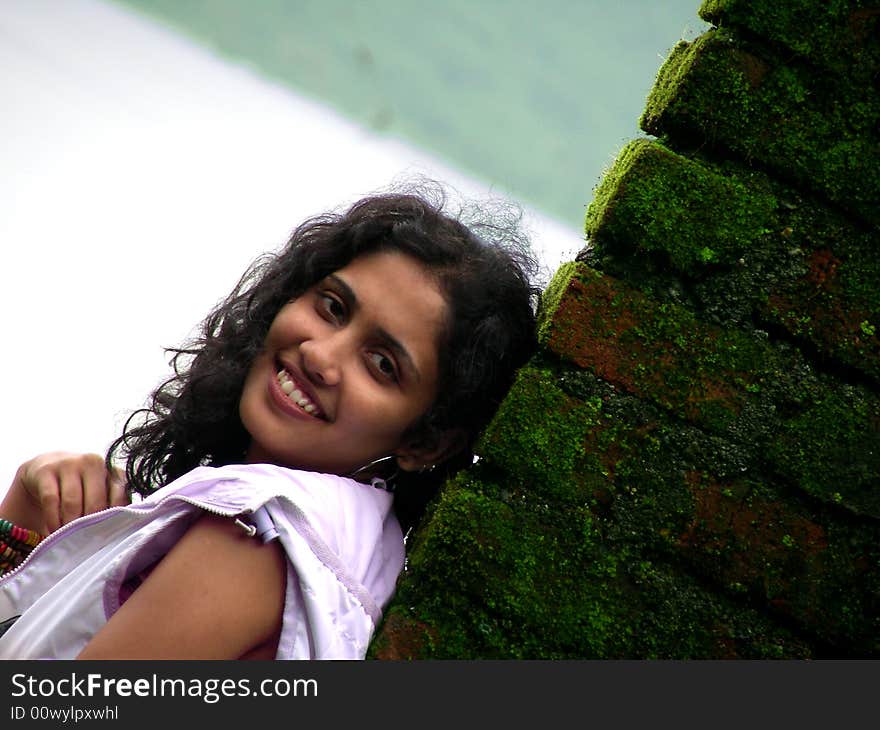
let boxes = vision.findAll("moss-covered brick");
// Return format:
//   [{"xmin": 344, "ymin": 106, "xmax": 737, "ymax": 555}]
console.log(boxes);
[
  {"xmin": 761, "ymin": 240, "xmax": 880, "ymax": 381},
  {"xmin": 583, "ymin": 138, "xmax": 880, "ymax": 382},
  {"xmin": 641, "ymin": 27, "xmax": 880, "ymax": 227},
  {"xmin": 475, "ymin": 364, "xmax": 603, "ymax": 501},
  {"xmin": 554, "ymin": 368, "xmax": 880, "ymax": 655},
  {"xmin": 454, "ymin": 358, "xmax": 880, "ymax": 654},
  {"xmin": 699, "ymin": 0, "xmax": 880, "ymax": 82},
  {"xmin": 768, "ymin": 384, "xmax": 880, "ymax": 510},
  {"xmin": 370, "ymin": 473, "xmax": 626, "ymax": 659},
  {"xmin": 372, "ymin": 0, "xmax": 880, "ymax": 662},
  {"xmin": 538, "ymin": 261, "xmax": 771, "ymax": 427},
  {"xmin": 585, "ymin": 138, "xmax": 778, "ymax": 274},
  {"xmin": 370, "ymin": 363, "xmax": 879, "ymax": 657},
  {"xmin": 368, "ymin": 471, "xmax": 814, "ymax": 659},
  {"xmin": 616, "ymin": 559, "xmax": 813, "ymax": 659},
  {"xmin": 538, "ymin": 262, "xmax": 880, "ymax": 518},
  {"xmin": 676, "ymin": 471, "xmax": 880, "ymax": 654}
]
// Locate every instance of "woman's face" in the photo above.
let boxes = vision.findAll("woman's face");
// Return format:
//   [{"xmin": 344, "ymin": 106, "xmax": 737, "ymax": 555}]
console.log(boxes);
[{"xmin": 239, "ymin": 250, "xmax": 448, "ymax": 477}]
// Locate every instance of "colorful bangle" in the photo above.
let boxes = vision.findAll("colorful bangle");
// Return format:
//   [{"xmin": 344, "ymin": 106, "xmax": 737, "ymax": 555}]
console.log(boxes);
[
  {"xmin": 0, "ymin": 520, "xmax": 42, "ymax": 547},
  {"xmin": 0, "ymin": 521, "xmax": 45, "ymax": 575}
]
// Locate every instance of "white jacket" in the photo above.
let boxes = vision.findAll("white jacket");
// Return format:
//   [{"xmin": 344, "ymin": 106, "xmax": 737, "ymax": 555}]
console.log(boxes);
[{"xmin": 0, "ymin": 464, "xmax": 405, "ymax": 659}]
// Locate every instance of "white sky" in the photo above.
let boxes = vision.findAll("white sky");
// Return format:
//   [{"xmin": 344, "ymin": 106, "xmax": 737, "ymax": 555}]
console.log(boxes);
[{"xmin": 0, "ymin": 0, "xmax": 584, "ymax": 487}]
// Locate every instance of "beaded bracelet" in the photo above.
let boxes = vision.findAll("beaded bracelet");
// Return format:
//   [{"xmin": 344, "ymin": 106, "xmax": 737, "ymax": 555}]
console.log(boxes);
[{"xmin": 0, "ymin": 520, "xmax": 45, "ymax": 575}]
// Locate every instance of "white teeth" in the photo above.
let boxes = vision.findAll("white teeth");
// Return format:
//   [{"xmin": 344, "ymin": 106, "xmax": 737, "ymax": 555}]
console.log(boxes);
[{"xmin": 277, "ymin": 368, "xmax": 319, "ymax": 415}]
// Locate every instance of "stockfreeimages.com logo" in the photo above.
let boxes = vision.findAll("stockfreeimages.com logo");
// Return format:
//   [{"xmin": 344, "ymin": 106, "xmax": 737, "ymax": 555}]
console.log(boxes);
[{"xmin": 10, "ymin": 672, "xmax": 318, "ymax": 705}]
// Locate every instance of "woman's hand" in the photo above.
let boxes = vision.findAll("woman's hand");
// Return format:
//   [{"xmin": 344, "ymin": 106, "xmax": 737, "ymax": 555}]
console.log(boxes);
[{"xmin": 2, "ymin": 452, "xmax": 129, "ymax": 535}]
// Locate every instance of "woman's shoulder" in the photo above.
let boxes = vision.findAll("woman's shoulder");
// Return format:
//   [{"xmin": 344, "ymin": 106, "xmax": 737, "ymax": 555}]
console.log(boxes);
[
  {"xmin": 147, "ymin": 462, "xmax": 369, "ymax": 508},
  {"xmin": 173, "ymin": 464, "xmax": 404, "ymax": 615},
  {"xmin": 153, "ymin": 463, "xmax": 398, "ymax": 547},
  {"xmin": 167, "ymin": 462, "xmax": 362, "ymax": 491},
  {"xmin": 222, "ymin": 463, "xmax": 392, "ymax": 508}
]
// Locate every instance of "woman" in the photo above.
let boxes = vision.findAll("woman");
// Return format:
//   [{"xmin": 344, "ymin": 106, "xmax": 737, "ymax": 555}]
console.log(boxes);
[{"xmin": 0, "ymin": 187, "xmax": 540, "ymax": 659}]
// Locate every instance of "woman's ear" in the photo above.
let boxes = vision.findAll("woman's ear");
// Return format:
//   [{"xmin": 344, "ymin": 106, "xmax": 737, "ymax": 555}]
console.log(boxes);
[{"xmin": 395, "ymin": 429, "xmax": 467, "ymax": 472}]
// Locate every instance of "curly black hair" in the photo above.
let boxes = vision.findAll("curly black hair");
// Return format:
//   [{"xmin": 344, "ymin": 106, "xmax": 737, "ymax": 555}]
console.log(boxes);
[{"xmin": 107, "ymin": 184, "xmax": 540, "ymax": 528}]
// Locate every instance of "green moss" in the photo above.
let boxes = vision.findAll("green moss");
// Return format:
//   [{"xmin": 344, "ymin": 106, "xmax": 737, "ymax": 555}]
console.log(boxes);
[
  {"xmin": 536, "ymin": 261, "xmax": 581, "ymax": 343},
  {"xmin": 373, "ymin": 3, "xmax": 880, "ymax": 660},
  {"xmin": 541, "ymin": 262, "xmax": 779, "ymax": 436},
  {"xmin": 761, "ymin": 236, "xmax": 880, "ymax": 381},
  {"xmin": 585, "ymin": 143, "xmax": 880, "ymax": 381},
  {"xmin": 622, "ymin": 559, "xmax": 812, "ymax": 659},
  {"xmin": 477, "ymin": 365, "xmax": 603, "ymax": 500},
  {"xmin": 494, "ymin": 365, "xmax": 880, "ymax": 654},
  {"xmin": 585, "ymin": 139, "xmax": 778, "ymax": 274},
  {"xmin": 541, "ymin": 263, "xmax": 880, "ymax": 518},
  {"xmin": 372, "ymin": 359, "xmax": 880, "ymax": 657},
  {"xmin": 642, "ymin": 27, "xmax": 880, "ymax": 226},
  {"xmin": 771, "ymin": 389, "xmax": 880, "ymax": 518},
  {"xmin": 379, "ymin": 471, "xmax": 815, "ymax": 658},
  {"xmin": 674, "ymin": 473, "xmax": 880, "ymax": 653},
  {"xmin": 394, "ymin": 474, "xmax": 626, "ymax": 658},
  {"xmin": 699, "ymin": 0, "xmax": 880, "ymax": 81}
]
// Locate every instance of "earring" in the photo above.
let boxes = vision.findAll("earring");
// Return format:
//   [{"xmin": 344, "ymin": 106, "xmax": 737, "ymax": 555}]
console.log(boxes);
[
  {"xmin": 349, "ymin": 455, "xmax": 398, "ymax": 492},
  {"xmin": 349, "ymin": 454, "xmax": 396, "ymax": 478}
]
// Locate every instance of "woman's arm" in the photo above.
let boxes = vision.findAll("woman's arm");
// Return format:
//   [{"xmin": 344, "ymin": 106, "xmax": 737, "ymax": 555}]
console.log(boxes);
[
  {"xmin": 1, "ymin": 452, "xmax": 128, "ymax": 535},
  {"xmin": 76, "ymin": 514, "xmax": 287, "ymax": 659}
]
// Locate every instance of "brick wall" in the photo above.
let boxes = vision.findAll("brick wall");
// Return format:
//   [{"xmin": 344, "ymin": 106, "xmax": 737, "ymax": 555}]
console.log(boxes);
[{"xmin": 370, "ymin": 0, "xmax": 880, "ymax": 658}]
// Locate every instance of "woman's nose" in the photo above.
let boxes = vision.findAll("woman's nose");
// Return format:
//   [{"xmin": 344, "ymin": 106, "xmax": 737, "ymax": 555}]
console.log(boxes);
[{"xmin": 300, "ymin": 335, "xmax": 343, "ymax": 386}]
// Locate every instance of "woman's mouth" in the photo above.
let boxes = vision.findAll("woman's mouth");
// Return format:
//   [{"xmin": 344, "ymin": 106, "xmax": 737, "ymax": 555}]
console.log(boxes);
[{"xmin": 275, "ymin": 368, "xmax": 325, "ymax": 419}]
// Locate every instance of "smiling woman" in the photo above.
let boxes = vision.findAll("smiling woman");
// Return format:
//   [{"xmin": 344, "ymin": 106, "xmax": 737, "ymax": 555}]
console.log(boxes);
[
  {"xmin": 241, "ymin": 251, "xmax": 449, "ymax": 477},
  {"xmin": 0, "ymin": 184, "xmax": 541, "ymax": 659}
]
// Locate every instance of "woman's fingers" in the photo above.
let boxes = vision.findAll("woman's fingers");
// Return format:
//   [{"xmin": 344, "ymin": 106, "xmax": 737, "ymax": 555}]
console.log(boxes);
[
  {"xmin": 20, "ymin": 452, "xmax": 129, "ymax": 533},
  {"xmin": 78, "ymin": 453, "xmax": 114, "ymax": 518},
  {"xmin": 29, "ymin": 462, "xmax": 63, "ymax": 534},
  {"xmin": 108, "ymin": 467, "xmax": 129, "ymax": 507}
]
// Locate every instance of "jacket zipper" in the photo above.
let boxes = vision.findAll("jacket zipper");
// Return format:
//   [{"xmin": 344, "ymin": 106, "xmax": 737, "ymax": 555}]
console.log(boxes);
[{"xmin": 0, "ymin": 491, "xmax": 261, "ymax": 585}]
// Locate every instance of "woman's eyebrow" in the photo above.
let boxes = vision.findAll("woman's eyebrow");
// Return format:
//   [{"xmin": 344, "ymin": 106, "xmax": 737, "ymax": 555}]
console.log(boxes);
[{"xmin": 326, "ymin": 274, "xmax": 421, "ymax": 382}]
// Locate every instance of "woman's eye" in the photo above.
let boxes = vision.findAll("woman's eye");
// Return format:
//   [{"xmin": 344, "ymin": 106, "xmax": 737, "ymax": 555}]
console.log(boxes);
[
  {"xmin": 319, "ymin": 294, "xmax": 345, "ymax": 321},
  {"xmin": 368, "ymin": 352, "xmax": 398, "ymax": 382}
]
